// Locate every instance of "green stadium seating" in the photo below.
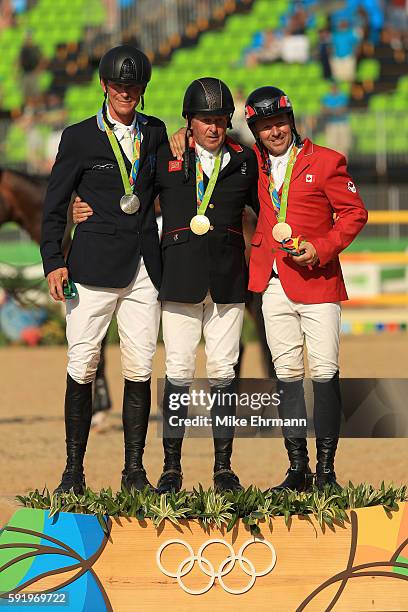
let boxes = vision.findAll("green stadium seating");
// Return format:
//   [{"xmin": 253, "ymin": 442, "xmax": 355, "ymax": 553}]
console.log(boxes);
[
  {"xmin": 397, "ymin": 75, "xmax": 408, "ymax": 95},
  {"xmin": 4, "ymin": 124, "xmax": 27, "ymax": 162},
  {"xmin": 0, "ymin": 0, "xmax": 399, "ymax": 160},
  {"xmin": 357, "ymin": 58, "xmax": 380, "ymax": 82},
  {"xmin": 369, "ymin": 94, "xmax": 389, "ymax": 112}
]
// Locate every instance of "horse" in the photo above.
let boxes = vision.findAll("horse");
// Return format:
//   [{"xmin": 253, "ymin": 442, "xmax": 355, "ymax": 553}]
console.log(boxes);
[{"xmin": 0, "ymin": 168, "xmax": 45, "ymax": 244}]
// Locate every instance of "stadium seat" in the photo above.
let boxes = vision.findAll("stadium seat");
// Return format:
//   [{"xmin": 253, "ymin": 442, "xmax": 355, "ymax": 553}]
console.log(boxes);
[
  {"xmin": 369, "ymin": 94, "xmax": 389, "ymax": 112},
  {"xmin": 357, "ymin": 58, "xmax": 380, "ymax": 82}
]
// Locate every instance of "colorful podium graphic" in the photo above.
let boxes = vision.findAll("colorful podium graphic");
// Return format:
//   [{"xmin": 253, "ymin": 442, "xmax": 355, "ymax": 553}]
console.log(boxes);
[{"xmin": 1, "ymin": 504, "xmax": 407, "ymax": 611}]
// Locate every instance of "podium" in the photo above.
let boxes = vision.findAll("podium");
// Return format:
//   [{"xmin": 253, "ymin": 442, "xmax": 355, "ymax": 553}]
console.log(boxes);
[{"xmin": 0, "ymin": 503, "xmax": 407, "ymax": 611}]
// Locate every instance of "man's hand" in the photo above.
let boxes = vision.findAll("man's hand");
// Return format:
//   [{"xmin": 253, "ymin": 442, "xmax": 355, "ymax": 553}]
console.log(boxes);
[
  {"xmin": 169, "ymin": 127, "xmax": 191, "ymax": 159},
  {"xmin": 291, "ymin": 242, "xmax": 319, "ymax": 267},
  {"xmin": 73, "ymin": 196, "xmax": 93, "ymax": 224},
  {"xmin": 47, "ymin": 267, "xmax": 69, "ymax": 302}
]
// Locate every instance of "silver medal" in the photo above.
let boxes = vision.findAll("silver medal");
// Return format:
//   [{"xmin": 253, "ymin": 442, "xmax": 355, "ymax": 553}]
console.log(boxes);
[{"xmin": 120, "ymin": 193, "xmax": 140, "ymax": 214}]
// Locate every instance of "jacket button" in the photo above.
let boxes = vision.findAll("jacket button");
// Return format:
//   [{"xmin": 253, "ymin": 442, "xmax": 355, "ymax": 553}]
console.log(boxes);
[
  {"xmin": 209, "ymin": 225, "xmax": 214, "ymax": 230},
  {"xmin": 209, "ymin": 203, "xmax": 214, "ymax": 208}
]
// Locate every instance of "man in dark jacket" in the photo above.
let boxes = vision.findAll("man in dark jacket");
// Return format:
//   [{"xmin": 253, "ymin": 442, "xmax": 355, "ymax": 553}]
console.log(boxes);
[
  {"xmin": 156, "ymin": 78, "xmax": 259, "ymax": 494},
  {"xmin": 41, "ymin": 45, "xmax": 167, "ymax": 494}
]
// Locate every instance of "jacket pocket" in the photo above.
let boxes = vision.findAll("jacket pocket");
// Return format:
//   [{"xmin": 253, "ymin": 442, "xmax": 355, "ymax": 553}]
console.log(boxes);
[
  {"xmin": 78, "ymin": 222, "xmax": 116, "ymax": 235},
  {"xmin": 251, "ymin": 232, "xmax": 263, "ymax": 247},
  {"xmin": 161, "ymin": 229, "xmax": 190, "ymax": 248}
]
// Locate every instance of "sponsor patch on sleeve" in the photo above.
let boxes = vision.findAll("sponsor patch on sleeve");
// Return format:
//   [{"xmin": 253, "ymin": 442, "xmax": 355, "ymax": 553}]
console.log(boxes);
[
  {"xmin": 168, "ymin": 160, "xmax": 183, "ymax": 172},
  {"xmin": 347, "ymin": 181, "xmax": 357, "ymax": 193}
]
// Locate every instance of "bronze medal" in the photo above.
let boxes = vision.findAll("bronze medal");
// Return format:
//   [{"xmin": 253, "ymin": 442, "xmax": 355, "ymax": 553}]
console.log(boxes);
[{"xmin": 272, "ymin": 222, "xmax": 292, "ymax": 242}]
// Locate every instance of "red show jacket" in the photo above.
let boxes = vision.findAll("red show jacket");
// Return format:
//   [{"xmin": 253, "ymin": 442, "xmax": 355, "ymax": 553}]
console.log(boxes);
[{"xmin": 248, "ymin": 138, "xmax": 368, "ymax": 303}]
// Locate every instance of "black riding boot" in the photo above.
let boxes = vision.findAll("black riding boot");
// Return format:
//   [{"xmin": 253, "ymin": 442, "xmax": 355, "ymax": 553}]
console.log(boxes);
[
  {"xmin": 211, "ymin": 381, "xmax": 243, "ymax": 493},
  {"xmin": 273, "ymin": 438, "xmax": 313, "ymax": 491},
  {"xmin": 313, "ymin": 372, "xmax": 342, "ymax": 490},
  {"xmin": 157, "ymin": 378, "xmax": 189, "ymax": 494},
  {"xmin": 121, "ymin": 379, "xmax": 154, "ymax": 492},
  {"xmin": 273, "ymin": 379, "xmax": 312, "ymax": 492},
  {"xmin": 54, "ymin": 374, "xmax": 92, "ymax": 495}
]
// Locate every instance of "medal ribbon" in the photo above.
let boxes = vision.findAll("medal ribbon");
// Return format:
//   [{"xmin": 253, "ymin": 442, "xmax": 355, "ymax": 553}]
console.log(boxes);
[
  {"xmin": 268, "ymin": 145, "xmax": 298, "ymax": 222},
  {"xmin": 103, "ymin": 119, "xmax": 141, "ymax": 195},
  {"xmin": 195, "ymin": 148, "xmax": 222, "ymax": 215}
]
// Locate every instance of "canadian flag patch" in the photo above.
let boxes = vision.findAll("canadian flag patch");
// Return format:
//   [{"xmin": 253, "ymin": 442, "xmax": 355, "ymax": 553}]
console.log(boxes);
[
  {"xmin": 168, "ymin": 160, "xmax": 182, "ymax": 172},
  {"xmin": 305, "ymin": 174, "xmax": 315, "ymax": 183}
]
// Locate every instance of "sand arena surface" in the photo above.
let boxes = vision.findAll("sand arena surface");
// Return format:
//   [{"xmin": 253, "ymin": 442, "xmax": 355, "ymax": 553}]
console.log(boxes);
[{"xmin": 1, "ymin": 336, "xmax": 407, "ymax": 525}]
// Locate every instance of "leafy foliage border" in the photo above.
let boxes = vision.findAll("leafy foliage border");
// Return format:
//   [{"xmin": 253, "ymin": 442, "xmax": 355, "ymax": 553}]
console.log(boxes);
[{"xmin": 16, "ymin": 482, "xmax": 407, "ymax": 536}]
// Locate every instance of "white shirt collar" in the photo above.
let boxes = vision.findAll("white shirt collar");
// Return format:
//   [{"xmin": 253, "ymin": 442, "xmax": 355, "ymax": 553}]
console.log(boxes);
[
  {"xmin": 269, "ymin": 139, "xmax": 295, "ymax": 167},
  {"xmin": 106, "ymin": 106, "xmax": 137, "ymax": 134},
  {"xmin": 195, "ymin": 142, "xmax": 223, "ymax": 159}
]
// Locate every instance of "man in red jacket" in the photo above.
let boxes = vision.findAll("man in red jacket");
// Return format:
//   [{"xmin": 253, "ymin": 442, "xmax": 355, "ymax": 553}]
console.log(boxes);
[{"xmin": 245, "ymin": 86, "xmax": 367, "ymax": 490}]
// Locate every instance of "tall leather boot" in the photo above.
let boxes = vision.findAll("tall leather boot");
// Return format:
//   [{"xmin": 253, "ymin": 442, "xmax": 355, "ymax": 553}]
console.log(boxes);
[
  {"xmin": 157, "ymin": 378, "xmax": 189, "ymax": 494},
  {"xmin": 121, "ymin": 379, "xmax": 154, "ymax": 492},
  {"xmin": 54, "ymin": 374, "xmax": 92, "ymax": 495},
  {"xmin": 211, "ymin": 381, "xmax": 243, "ymax": 492},
  {"xmin": 273, "ymin": 379, "xmax": 312, "ymax": 492},
  {"xmin": 313, "ymin": 371, "xmax": 342, "ymax": 490}
]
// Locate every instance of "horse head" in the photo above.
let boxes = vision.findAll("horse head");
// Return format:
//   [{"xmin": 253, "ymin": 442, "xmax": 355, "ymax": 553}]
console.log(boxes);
[{"xmin": 0, "ymin": 168, "xmax": 47, "ymax": 244}]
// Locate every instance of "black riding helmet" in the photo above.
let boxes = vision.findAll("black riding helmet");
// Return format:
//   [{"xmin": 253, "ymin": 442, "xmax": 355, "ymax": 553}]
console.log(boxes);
[
  {"xmin": 99, "ymin": 45, "xmax": 152, "ymax": 86},
  {"xmin": 182, "ymin": 77, "xmax": 235, "ymax": 181},
  {"xmin": 99, "ymin": 45, "xmax": 151, "ymax": 113},
  {"xmin": 182, "ymin": 77, "xmax": 235, "ymax": 123},
  {"xmin": 245, "ymin": 86, "xmax": 301, "ymax": 146}
]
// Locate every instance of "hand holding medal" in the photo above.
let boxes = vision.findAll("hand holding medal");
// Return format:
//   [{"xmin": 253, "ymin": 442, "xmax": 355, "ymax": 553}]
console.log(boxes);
[{"xmin": 280, "ymin": 234, "xmax": 307, "ymax": 256}]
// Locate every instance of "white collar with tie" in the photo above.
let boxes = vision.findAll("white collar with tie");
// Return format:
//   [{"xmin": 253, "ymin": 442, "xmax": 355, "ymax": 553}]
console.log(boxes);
[
  {"xmin": 268, "ymin": 139, "xmax": 295, "ymax": 191},
  {"xmin": 195, "ymin": 141, "xmax": 230, "ymax": 177},
  {"xmin": 106, "ymin": 107, "xmax": 141, "ymax": 162}
]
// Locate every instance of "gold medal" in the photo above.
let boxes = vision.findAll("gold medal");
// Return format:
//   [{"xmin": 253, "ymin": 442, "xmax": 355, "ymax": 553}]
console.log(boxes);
[
  {"xmin": 190, "ymin": 214, "xmax": 210, "ymax": 235},
  {"xmin": 272, "ymin": 222, "xmax": 292, "ymax": 242},
  {"xmin": 120, "ymin": 193, "xmax": 140, "ymax": 214}
]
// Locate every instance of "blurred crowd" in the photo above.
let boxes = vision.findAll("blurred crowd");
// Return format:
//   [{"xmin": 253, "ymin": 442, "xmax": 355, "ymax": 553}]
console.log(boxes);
[
  {"xmin": 237, "ymin": 0, "xmax": 408, "ymax": 157},
  {"xmin": 1, "ymin": 0, "xmax": 408, "ymax": 170},
  {"xmin": 241, "ymin": 0, "xmax": 387, "ymax": 79},
  {"xmin": 13, "ymin": 31, "xmax": 105, "ymax": 173}
]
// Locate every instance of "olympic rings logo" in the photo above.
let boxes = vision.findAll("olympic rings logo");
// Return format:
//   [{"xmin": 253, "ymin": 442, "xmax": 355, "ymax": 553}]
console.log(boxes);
[{"xmin": 156, "ymin": 537, "xmax": 277, "ymax": 595}]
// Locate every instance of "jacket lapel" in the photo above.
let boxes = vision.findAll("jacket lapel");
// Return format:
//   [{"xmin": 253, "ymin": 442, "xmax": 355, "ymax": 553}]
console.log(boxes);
[
  {"xmin": 95, "ymin": 111, "xmax": 133, "ymax": 172},
  {"xmin": 290, "ymin": 138, "xmax": 313, "ymax": 183},
  {"xmin": 137, "ymin": 117, "xmax": 150, "ymax": 172},
  {"xmin": 217, "ymin": 137, "xmax": 244, "ymax": 180}
]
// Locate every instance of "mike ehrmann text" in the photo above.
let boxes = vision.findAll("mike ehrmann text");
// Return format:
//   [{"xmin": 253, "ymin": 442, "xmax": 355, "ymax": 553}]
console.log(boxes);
[{"xmin": 168, "ymin": 415, "xmax": 308, "ymax": 428}]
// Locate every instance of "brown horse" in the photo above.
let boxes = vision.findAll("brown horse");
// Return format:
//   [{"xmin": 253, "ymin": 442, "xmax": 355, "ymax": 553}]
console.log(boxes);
[
  {"xmin": 0, "ymin": 169, "xmax": 45, "ymax": 244},
  {"xmin": 0, "ymin": 168, "xmax": 75, "ymax": 252}
]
